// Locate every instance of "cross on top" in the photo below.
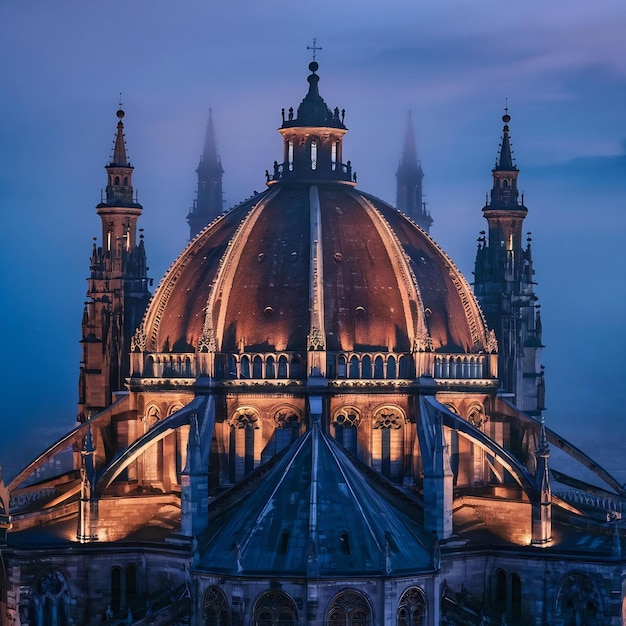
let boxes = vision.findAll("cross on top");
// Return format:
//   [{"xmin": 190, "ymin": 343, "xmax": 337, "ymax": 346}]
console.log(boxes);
[{"xmin": 307, "ymin": 38, "xmax": 322, "ymax": 62}]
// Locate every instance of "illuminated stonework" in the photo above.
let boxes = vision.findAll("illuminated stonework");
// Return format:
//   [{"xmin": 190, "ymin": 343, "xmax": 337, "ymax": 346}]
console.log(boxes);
[{"xmin": 1, "ymin": 61, "xmax": 624, "ymax": 626}]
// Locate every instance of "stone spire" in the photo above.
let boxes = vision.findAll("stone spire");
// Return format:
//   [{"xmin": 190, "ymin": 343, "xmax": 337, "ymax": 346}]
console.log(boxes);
[
  {"xmin": 78, "ymin": 107, "xmax": 151, "ymax": 423},
  {"xmin": 396, "ymin": 111, "xmax": 432, "ymax": 233},
  {"xmin": 473, "ymin": 108, "xmax": 544, "ymax": 415},
  {"xmin": 187, "ymin": 109, "xmax": 224, "ymax": 239}
]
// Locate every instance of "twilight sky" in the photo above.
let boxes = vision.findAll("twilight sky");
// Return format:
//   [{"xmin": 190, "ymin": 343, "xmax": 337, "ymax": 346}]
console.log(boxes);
[{"xmin": 0, "ymin": 0, "xmax": 625, "ymax": 479}]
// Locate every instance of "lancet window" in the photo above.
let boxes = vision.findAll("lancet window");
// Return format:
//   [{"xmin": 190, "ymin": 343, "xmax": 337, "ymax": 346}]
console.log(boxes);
[
  {"xmin": 372, "ymin": 406, "xmax": 405, "ymax": 482},
  {"xmin": 203, "ymin": 586, "xmax": 230, "ymax": 626},
  {"xmin": 397, "ymin": 587, "xmax": 426, "ymax": 626},
  {"xmin": 332, "ymin": 407, "xmax": 361, "ymax": 455}
]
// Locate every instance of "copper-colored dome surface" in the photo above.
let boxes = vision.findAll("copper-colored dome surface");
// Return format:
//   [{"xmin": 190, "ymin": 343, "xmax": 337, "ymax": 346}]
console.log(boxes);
[{"xmin": 143, "ymin": 184, "xmax": 487, "ymax": 357}]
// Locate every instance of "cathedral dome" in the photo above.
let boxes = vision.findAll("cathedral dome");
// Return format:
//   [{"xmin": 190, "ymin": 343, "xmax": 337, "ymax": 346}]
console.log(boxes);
[
  {"xmin": 142, "ymin": 185, "xmax": 487, "ymax": 358},
  {"xmin": 139, "ymin": 63, "xmax": 489, "ymax": 378}
]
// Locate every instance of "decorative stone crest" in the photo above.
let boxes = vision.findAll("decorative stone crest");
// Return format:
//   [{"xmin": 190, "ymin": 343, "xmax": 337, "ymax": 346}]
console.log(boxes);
[
  {"xmin": 486, "ymin": 329, "xmax": 498, "ymax": 353},
  {"xmin": 198, "ymin": 328, "xmax": 216, "ymax": 353},
  {"xmin": 307, "ymin": 326, "xmax": 325, "ymax": 351},
  {"xmin": 131, "ymin": 327, "xmax": 146, "ymax": 352},
  {"xmin": 413, "ymin": 327, "xmax": 433, "ymax": 352}
]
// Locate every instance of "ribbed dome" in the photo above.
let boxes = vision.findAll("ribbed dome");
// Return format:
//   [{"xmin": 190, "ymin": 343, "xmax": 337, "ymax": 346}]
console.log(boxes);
[{"xmin": 142, "ymin": 182, "xmax": 488, "ymax": 359}]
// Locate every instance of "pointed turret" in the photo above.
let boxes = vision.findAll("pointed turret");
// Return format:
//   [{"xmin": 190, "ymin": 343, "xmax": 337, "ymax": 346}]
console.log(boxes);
[
  {"xmin": 473, "ymin": 109, "xmax": 544, "ymax": 414},
  {"xmin": 532, "ymin": 418, "xmax": 552, "ymax": 545},
  {"xmin": 181, "ymin": 411, "xmax": 208, "ymax": 537},
  {"xmin": 396, "ymin": 112, "xmax": 432, "ymax": 233},
  {"xmin": 267, "ymin": 62, "xmax": 354, "ymax": 185},
  {"xmin": 187, "ymin": 110, "xmax": 224, "ymax": 239},
  {"xmin": 77, "ymin": 424, "xmax": 99, "ymax": 542},
  {"xmin": 78, "ymin": 107, "xmax": 151, "ymax": 423}
]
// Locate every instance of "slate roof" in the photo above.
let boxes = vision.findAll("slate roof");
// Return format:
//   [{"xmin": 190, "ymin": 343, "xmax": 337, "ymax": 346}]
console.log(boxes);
[{"xmin": 196, "ymin": 422, "xmax": 435, "ymax": 577}]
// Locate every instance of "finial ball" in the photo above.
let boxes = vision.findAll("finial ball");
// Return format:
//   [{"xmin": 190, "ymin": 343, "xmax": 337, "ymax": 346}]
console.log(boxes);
[
  {"xmin": 502, "ymin": 113, "xmax": 511, "ymax": 124},
  {"xmin": 309, "ymin": 61, "xmax": 319, "ymax": 73},
  {"xmin": 116, "ymin": 109, "xmax": 125, "ymax": 119}
]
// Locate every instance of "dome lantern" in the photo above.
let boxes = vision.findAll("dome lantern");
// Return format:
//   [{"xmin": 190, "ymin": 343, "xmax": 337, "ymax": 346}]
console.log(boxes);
[{"xmin": 267, "ymin": 62, "xmax": 355, "ymax": 185}]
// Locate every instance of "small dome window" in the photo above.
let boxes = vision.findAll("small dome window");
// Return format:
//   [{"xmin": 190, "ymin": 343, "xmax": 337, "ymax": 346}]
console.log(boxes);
[{"xmin": 263, "ymin": 306, "xmax": 274, "ymax": 317}]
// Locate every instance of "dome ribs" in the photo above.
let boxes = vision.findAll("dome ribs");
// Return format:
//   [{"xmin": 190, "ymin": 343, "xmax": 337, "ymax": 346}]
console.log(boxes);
[
  {"xmin": 144, "ymin": 205, "xmax": 251, "ymax": 353},
  {"xmin": 368, "ymin": 196, "xmax": 489, "ymax": 353},
  {"xmin": 217, "ymin": 187, "xmax": 310, "ymax": 353},
  {"xmin": 319, "ymin": 187, "xmax": 411, "ymax": 353}
]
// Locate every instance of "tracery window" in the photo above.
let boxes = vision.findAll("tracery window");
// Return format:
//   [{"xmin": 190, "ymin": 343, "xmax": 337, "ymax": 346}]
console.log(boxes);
[
  {"xmin": 557, "ymin": 572, "xmax": 601, "ymax": 626},
  {"xmin": 397, "ymin": 587, "xmax": 426, "ymax": 626},
  {"xmin": 332, "ymin": 407, "xmax": 361, "ymax": 455},
  {"xmin": 372, "ymin": 407, "xmax": 405, "ymax": 482},
  {"xmin": 229, "ymin": 407, "xmax": 260, "ymax": 481},
  {"xmin": 327, "ymin": 590, "xmax": 371, "ymax": 626},
  {"xmin": 203, "ymin": 586, "xmax": 230, "ymax": 626},
  {"xmin": 31, "ymin": 567, "xmax": 71, "ymax": 626},
  {"xmin": 253, "ymin": 590, "xmax": 297, "ymax": 626}
]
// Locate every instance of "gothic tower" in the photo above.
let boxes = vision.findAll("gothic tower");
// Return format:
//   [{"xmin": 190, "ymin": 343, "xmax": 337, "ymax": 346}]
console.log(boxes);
[
  {"xmin": 78, "ymin": 108, "xmax": 151, "ymax": 422},
  {"xmin": 187, "ymin": 109, "xmax": 224, "ymax": 239},
  {"xmin": 396, "ymin": 111, "xmax": 432, "ymax": 233},
  {"xmin": 473, "ymin": 109, "xmax": 544, "ymax": 415}
]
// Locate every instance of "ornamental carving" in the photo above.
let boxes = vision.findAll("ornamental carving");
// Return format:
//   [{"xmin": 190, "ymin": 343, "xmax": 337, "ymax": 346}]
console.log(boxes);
[
  {"xmin": 131, "ymin": 327, "xmax": 146, "ymax": 352},
  {"xmin": 332, "ymin": 408, "xmax": 361, "ymax": 428},
  {"xmin": 229, "ymin": 408, "xmax": 260, "ymax": 429},
  {"xmin": 308, "ymin": 326, "xmax": 326, "ymax": 351},
  {"xmin": 467, "ymin": 405, "xmax": 486, "ymax": 428},
  {"xmin": 413, "ymin": 327, "xmax": 433, "ymax": 352},
  {"xmin": 273, "ymin": 407, "xmax": 301, "ymax": 428},
  {"xmin": 373, "ymin": 407, "xmax": 404, "ymax": 430},
  {"xmin": 198, "ymin": 328, "xmax": 216, "ymax": 353},
  {"xmin": 486, "ymin": 329, "xmax": 498, "ymax": 354}
]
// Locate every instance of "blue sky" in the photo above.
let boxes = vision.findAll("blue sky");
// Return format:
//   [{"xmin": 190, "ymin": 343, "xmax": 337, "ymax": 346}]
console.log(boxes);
[{"xmin": 0, "ymin": 0, "xmax": 624, "ymax": 478}]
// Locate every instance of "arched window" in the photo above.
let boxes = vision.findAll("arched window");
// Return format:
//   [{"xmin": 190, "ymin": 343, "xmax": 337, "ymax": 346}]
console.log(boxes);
[
  {"xmin": 253, "ymin": 591, "xmax": 297, "ymax": 626},
  {"xmin": 327, "ymin": 590, "xmax": 371, "ymax": 626},
  {"xmin": 253, "ymin": 355, "xmax": 263, "ymax": 379},
  {"xmin": 290, "ymin": 355, "xmax": 302, "ymax": 378},
  {"xmin": 387, "ymin": 356, "xmax": 396, "ymax": 379},
  {"xmin": 114, "ymin": 175, "xmax": 120, "ymax": 185},
  {"xmin": 373, "ymin": 356, "xmax": 384, "ymax": 379},
  {"xmin": 311, "ymin": 140, "xmax": 318, "ymax": 170},
  {"xmin": 511, "ymin": 573, "xmax": 521, "ymax": 619},
  {"xmin": 337, "ymin": 355, "xmax": 347, "ymax": 378},
  {"xmin": 240, "ymin": 356, "xmax": 250, "ymax": 379},
  {"xmin": 111, "ymin": 566, "xmax": 122, "ymax": 613},
  {"xmin": 288, "ymin": 141, "xmax": 294, "ymax": 171},
  {"xmin": 229, "ymin": 408, "xmax": 260, "ymax": 481},
  {"xmin": 397, "ymin": 587, "xmax": 426, "ymax": 626},
  {"xmin": 203, "ymin": 586, "xmax": 230, "ymax": 626},
  {"xmin": 398, "ymin": 355, "xmax": 410, "ymax": 377},
  {"xmin": 373, "ymin": 407, "xmax": 405, "ymax": 482},
  {"xmin": 278, "ymin": 355, "xmax": 288, "ymax": 379},
  {"xmin": 266, "ymin": 356, "xmax": 276, "ymax": 379},
  {"xmin": 126, "ymin": 564, "xmax": 137, "ymax": 607},
  {"xmin": 495, "ymin": 569, "xmax": 506, "ymax": 609},
  {"xmin": 32, "ymin": 568, "xmax": 72, "ymax": 626},
  {"xmin": 349, "ymin": 355, "xmax": 360, "ymax": 378},
  {"xmin": 361, "ymin": 355, "xmax": 372, "ymax": 378},
  {"xmin": 332, "ymin": 407, "xmax": 360, "ymax": 455},
  {"xmin": 503, "ymin": 179, "xmax": 509, "ymax": 189}
]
